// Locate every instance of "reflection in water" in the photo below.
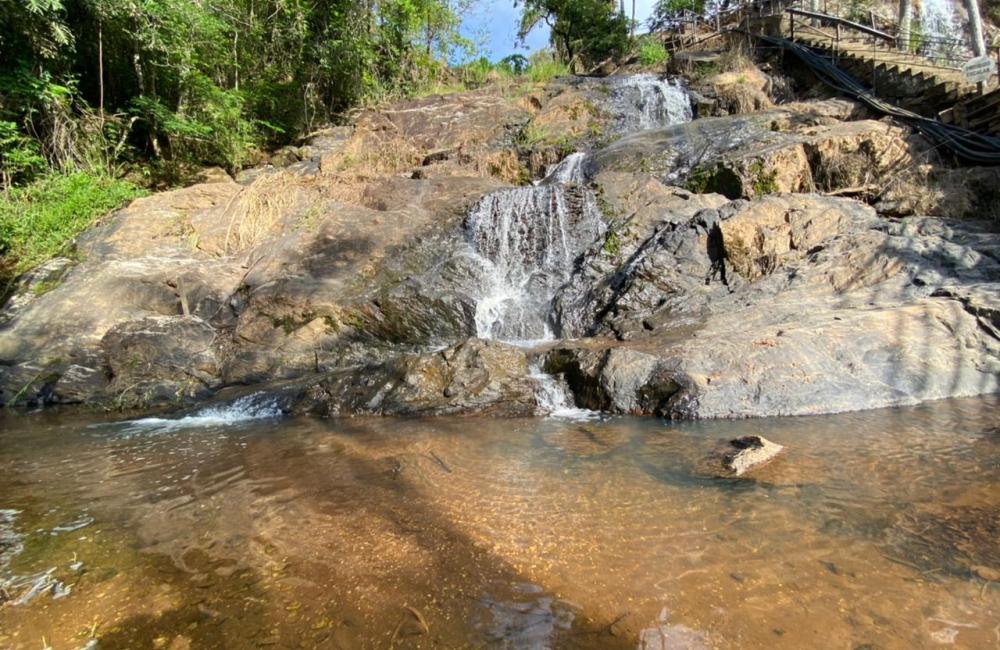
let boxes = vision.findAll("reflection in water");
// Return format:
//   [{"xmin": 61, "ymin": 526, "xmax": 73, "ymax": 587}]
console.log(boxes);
[{"xmin": 0, "ymin": 396, "xmax": 998, "ymax": 648}]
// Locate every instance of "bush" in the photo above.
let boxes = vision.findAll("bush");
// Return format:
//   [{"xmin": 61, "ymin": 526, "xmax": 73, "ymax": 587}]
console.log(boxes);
[
  {"xmin": 638, "ymin": 38, "xmax": 669, "ymax": 67},
  {"xmin": 0, "ymin": 172, "xmax": 145, "ymax": 279}
]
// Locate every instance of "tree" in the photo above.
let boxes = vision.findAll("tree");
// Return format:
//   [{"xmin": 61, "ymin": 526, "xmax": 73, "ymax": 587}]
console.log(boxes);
[
  {"xmin": 0, "ymin": 0, "xmax": 475, "ymax": 178},
  {"xmin": 516, "ymin": 0, "xmax": 629, "ymax": 69},
  {"xmin": 649, "ymin": 0, "xmax": 708, "ymax": 30}
]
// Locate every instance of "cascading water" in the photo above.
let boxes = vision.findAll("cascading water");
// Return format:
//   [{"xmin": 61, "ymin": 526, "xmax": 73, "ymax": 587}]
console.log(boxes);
[
  {"xmin": 463, "ymin": 73, "xmax": 693, "ymax": 414},
  {"xmin": 114, "ymin": 392, "xmax": 284, "ymax": 433},
  {"xmin": 609, "ymin": 74, "xmax": 693, "ymax": 133},
  {"xmin": 529, "ymin": 360, "xmax": 599, "ymax": 420},
  {"xmin": 540, "ymin": 152, "xmax": 590, "ymax": 185},
  {"xmin": 919, "ymin": 0, "xmax": 968, "ymax": 59},
  {"xmin": 466, "ymin": 185, "xmax": 604, "ymax": 343}
]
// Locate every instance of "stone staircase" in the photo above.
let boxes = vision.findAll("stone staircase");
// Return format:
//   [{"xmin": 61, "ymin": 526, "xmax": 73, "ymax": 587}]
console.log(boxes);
[{"xmin": 790, "ymin": 26, "xmax": 979, "ymax": 117}]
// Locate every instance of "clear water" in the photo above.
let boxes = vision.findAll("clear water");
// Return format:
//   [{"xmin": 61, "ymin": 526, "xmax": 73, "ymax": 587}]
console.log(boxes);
[{"xmin": 1, "ymin": 396, "xmax": 998, "ymax": 648}]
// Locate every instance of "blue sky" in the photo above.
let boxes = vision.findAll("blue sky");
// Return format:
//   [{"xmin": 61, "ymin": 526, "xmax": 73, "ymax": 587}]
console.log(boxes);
[{"xmin": 460, "ymin": 0, "xmax": 659, "ymax": 62}]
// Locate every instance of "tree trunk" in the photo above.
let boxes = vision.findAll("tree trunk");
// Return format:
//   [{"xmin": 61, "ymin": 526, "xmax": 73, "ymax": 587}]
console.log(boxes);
[
  {"xmin": 963, "ymin": 0, "xmax": 987, "ymax": 57},
  {"xmin": 233, "ymin": 30, "xmax": 239, "ymax": 91},
  {"xmin": 898, "ymin": 0, "xmax": 912, "ymax": 51},
  {"xmin": 631, "ymin": 0, "xmax": 636, "ymax": 38}
]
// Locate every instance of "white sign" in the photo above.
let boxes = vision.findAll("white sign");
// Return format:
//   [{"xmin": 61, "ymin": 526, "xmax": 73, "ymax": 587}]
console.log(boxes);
[{"xmin": 962, "ymin": 56, "xmax": 997, "ymax": 84}]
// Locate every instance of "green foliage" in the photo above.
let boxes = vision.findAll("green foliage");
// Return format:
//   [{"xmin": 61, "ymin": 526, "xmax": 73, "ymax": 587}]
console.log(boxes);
[
  {"xmin": 499, "ymin": 54, "xmax": 530, "ymax": 75},
  {"xmin": 518, "ymin": 0, "xmax": 629, "ymax": 69},
  {"xmin": 846, "ymin": 0, "xmax": 872, "ymax": 24},
  {"xmin": 0, "ymin": 172, "xmax": 144, "ymax": 278},
  {"xmin": 0, "ymin": 0, "xmax": 476, "ymax": 183},
  {"xmin": 749, "ymin": 160, "xmax": 778, "ymax": 197},
  {"xmin": 602, "ymin": 230, "xmax": 622, "ymax": 257},
  {"xmin": 988, "ymin": 0, "xmax": 1000, "ymax": 24},
  {"xmin": 637, "ymin": 38, "xmax": 670, "ymax": 67},
  {"xmin": 650, "ymin": 0, "xmax": 707, "ymax": 29},
  {"xmin": 0, "ymin": 121, "xmax": 46, "ymax": 189},
  {"xmin": 526, "ymin": 50, "xmax": 570, "ymax": 82}
]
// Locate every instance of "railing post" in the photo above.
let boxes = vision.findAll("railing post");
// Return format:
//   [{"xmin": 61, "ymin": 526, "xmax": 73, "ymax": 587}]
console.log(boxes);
[{"xmin": 835, "ymin": 22, "xmax": 841, "ymax": 64}]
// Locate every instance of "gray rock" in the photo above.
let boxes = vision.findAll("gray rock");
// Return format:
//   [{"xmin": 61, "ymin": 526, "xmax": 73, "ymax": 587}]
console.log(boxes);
[
  {"xmin": 549, "ymin": 192, "xmax": 1000, "ymax": 419},
  {"xmin": 292, "ymin": 338, "xmax": 538, "ymax": 417}
]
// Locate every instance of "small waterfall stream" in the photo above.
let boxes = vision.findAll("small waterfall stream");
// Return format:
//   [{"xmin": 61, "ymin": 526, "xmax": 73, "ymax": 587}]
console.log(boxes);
[
  {"xmin": 463, "ymin": 74, "xmax": 693, "ymax": 415},
  {"xmin": 610, "ymin": 74, "xmax": 693, "ymax": 133},
  {"xmin": 919, "ymin": 0, "xmax": 968, "ymax": 59},
  {"xmin": 466, "ymin": 185, "xmax": 604, "ymax": 343}
]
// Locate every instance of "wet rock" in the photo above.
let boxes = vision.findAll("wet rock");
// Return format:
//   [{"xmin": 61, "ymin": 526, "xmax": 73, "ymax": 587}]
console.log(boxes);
[
  {"xmin": 52, "ymin": 364, "xmax": 108, "ymax": 404},
  {"xmin": 102, "ymin": 315, "xmax": 222, "ymax": 408},
  {"xmin": 587, "ymin": 107, "xmax": 931, "ymax": 200},
  {"xmin": 714, "ymin": 436, "xmax": 785, "ymax": 476},
  {"xmin": 292, "ymin": 338, "xmax": 538, "ymax": 417},
  {"xmin": 545, "ymin": 347, "xmax": 688, "ymax": 416}
]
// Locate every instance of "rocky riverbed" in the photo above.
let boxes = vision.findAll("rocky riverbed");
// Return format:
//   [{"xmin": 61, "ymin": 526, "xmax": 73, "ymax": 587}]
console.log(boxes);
[{"xmin": 1, "ymin": 70, "xmax": 998, "ymax": 418}]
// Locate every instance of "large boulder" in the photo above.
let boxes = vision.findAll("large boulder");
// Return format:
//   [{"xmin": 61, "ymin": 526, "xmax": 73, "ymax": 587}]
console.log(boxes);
[
  {"xmin": 587, "ymin": 105, "xmax": 932, "ymax": 200},
  {"xmin": 549, "ymin": 191, "xmax": 1000, "ymax": 419}
]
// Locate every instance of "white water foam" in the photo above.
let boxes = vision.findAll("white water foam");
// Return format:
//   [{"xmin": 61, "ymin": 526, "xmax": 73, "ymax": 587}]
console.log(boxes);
[
  {"xmin": 541, "ymin": 152, "xmax": 590, "ymax": 185},
  {"xmin": 530, "ymin": 360, "xmax": 601, "ymax": 420},
  {"xmin": 920, "ymin": 0, "xmax": 963, "ymax": 42},
  {"xmin": 466, "ymin": 185, "xmax": 604, "ymax": 342},
  {"xmin": 117, "ymin": 392, "xmax": 283, "ymax": 433}
]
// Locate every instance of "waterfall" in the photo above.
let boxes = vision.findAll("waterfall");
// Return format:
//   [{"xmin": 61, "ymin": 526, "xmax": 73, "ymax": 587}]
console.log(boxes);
[
  {"xmin": 466, "ymin": 185, "xmax": 604, "ymax": 343},
  {"xmin": 919, "ymin": 0, "xmax": 968, "ymax": 59},
  {"xmin": 541, "ymin": 152, "xmax": 590, "ymax": 185},
  {"xmin": 529, "ymin": 359, "xmax": 599, "ymax": 419},
  {"xmin": 461, "ymin": 73, "xmax": 690, "ymax": 412},
  {"xmin": 609, "ymin": 74, "xmax": 693, "ymax": 133}
]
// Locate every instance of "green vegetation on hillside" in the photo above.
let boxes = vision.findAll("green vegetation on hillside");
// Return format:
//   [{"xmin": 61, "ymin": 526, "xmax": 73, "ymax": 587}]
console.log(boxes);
[
  {"xmin": 0, "ymin": 172, "xmax": 144, "ymax": 283},
  {"xmin": 0, "ymin": 0, "xmax": 477, "ymax": 183}
]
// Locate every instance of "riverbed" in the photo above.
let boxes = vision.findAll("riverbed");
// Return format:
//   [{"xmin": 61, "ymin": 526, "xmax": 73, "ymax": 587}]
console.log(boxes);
[{"xmin": 1, "ymin": 396, "xmax": 998, "ymax": 648}]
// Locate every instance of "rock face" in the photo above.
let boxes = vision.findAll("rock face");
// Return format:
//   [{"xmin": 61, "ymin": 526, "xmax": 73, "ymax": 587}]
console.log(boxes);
[
  {"xmin": 1, "ymin": 76, "xmax": 998, "ymax": 419},
  {"xmin": 292, "ymin": 338, "xmax": 539, "ymax": 417},
  {"xmin": 102, "ymin": 315, "xmax": 221, "ymax": 408},
  {"xmin": 547, "ymin": 188, "xmax": 1000, "ymax": 419}
]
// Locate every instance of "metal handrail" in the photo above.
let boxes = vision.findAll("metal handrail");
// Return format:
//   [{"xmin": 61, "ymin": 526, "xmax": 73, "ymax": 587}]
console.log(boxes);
[{"xmin": 786, "ymin": 8, "xmax": 896, "ymax": 44}]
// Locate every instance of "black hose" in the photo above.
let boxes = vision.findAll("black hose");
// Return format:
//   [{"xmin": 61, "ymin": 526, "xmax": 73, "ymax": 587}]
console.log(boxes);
[{"xmin": 753, "ymin": 33, "xmax": 1000, "ymax": 165}]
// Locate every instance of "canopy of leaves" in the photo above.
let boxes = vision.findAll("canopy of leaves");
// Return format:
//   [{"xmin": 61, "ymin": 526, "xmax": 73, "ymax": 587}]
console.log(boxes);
[
  {"xmin": 516, "ymin": 0, "xmax": 629, "ymax": 70},
  {"xmin": 0, "ymin": 0, "xmax": 474, "ymax": 178}
]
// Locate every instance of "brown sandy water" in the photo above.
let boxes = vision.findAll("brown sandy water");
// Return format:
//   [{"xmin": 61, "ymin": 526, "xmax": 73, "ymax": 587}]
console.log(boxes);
[{"xmin": 0, "ymin": 396, "xmax": 997, "ymax": 649}]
